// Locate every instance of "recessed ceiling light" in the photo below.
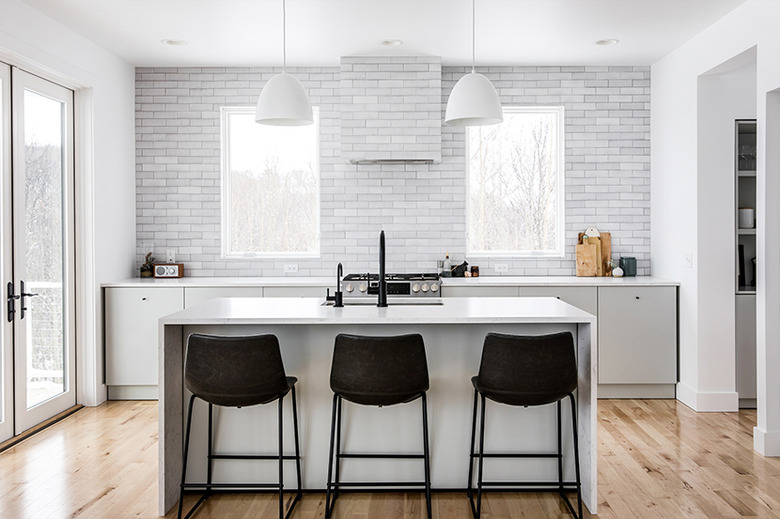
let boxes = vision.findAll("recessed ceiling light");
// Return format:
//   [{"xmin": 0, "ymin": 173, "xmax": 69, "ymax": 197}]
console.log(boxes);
[
  {"xmin": 161, "ymin": 39, "xmax": 188, "ymax": 46},
  {"xmin": 379, "ymin": 39, "xmax": 404, "ymax": 47},
  {"xmin": 595, "ymin": 39, "xmax": 620, "ymax": 46}
]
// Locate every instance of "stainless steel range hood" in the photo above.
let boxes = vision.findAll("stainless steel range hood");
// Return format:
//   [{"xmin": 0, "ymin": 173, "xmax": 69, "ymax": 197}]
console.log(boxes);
[
  {"xmin": 341, "ymin": 55, "xmax": 442, "ymax": 165},
  {"xmin": 348, "ymin": 158, "xmax": 435, "ymax": 165}
]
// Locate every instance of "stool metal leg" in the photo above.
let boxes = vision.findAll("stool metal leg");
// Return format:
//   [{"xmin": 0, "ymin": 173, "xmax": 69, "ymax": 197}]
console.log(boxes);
[
  {"xmin": 324, "ymin": 394, "xmax": 339, "ymax": 519},
  {"xmin": 207, "ymin": 403, "xmax": 213, "ymax": 495},
  {"xmin": 569, "ymin": 393, "xmax": 583, "ymax": 519},
  {"xmin": 421, "ymin": 393, "xmax": 432, "ymax": 519},
  {"xmin": 466, "ymin": 388, "xmax": 478, "ymax": 507},
  {"xmin": 334, "ymin": 395, "xmax": 343, "ymax": 500},
  {"xmin": 291, "ymin": 386, "xmax": 303, "ymax": 509},
  {"xmin": 557, "ymin": 400, "xmax": 564, "ymax": 499},
  {"xmin": 177, "ymin": 394, "xmax": 196, "ymax": 519},
  {"xmin": 475, "ymin": 394, "xmax": 487, "ymax": 519},
  {"xmin": 278, "ymin": 395, "xmax": 284, "ymax": 519}
]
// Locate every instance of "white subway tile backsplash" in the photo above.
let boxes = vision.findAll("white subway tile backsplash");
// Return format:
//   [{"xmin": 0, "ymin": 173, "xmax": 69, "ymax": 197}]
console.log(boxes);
[{"xmin": 135, "ymin": 64, "xmax": 650, "ymax": 276}]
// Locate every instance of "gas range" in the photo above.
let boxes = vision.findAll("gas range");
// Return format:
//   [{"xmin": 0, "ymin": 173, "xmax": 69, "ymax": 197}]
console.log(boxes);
[{"xmin": 341, "ymin": 273, "xmax": 441, "ymax": 297}]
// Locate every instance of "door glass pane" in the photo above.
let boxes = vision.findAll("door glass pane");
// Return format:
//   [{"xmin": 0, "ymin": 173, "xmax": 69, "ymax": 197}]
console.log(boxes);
[{"xmin": 23, "ymin": 89, "xmax": 65, "ymax": 409}]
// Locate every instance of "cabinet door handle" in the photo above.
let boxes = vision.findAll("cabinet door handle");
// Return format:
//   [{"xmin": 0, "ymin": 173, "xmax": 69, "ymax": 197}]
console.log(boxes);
[
  {"xmin": 556, "ymin": 296, "xmax": 561, "ymax": 299},
  {"xmin": 636, "ymin": 296, "xmax": 640, "ymax": 300},
  {"xmin": 142, "ymin": 297, "xmax": 147, "ymax": 301}
]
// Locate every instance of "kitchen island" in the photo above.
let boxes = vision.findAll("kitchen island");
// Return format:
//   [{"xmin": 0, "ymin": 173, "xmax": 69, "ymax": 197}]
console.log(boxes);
[{"xmin": 158, "ymin": 296, "xmax": 598, "ymax": 515}]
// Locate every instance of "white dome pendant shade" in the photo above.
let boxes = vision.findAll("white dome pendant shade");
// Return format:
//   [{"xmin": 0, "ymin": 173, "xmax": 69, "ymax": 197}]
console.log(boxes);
[
  {"xmin": 255, "ymin": 73, "xmax": 313, "ymax": 126},
  {"xmin": 444, "ymin": 72, "xmax": 503, "ymax": 126},
  {"xmin": 444, "ymin": 0, "xmax": 503, "ymax": 127},
  {"xmin": 255, "ymin": 0, "xmax": 313, "ymax": 126}
]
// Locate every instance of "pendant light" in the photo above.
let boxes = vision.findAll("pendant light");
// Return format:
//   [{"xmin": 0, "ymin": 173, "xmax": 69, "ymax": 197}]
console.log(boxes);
[
  {"xmin": 444, "ymin": 0, "xmax": 503, "ymax": 126},
  {"xmin": 255, "ymin": 0, "xmax": 313, "ymax": 126}
]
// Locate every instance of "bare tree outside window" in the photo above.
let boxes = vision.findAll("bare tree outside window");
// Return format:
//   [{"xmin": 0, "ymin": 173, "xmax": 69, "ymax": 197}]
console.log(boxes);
[
  {"xmin": 467, "ymin": 107, "xmax": 564, "ymax": 256},
  {"xmin": 222, "ymin": 107, "xmax": 319, "ymax": 256}
]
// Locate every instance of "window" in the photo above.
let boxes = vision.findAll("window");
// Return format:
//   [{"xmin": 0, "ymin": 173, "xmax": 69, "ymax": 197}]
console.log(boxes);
[
  {"xmin": 221, "ymin": 107, "xmax": 319, "ymax": 257},
  {"xmin": 467, "ymin": 106, "xmax": 564, "ymax": 257}
]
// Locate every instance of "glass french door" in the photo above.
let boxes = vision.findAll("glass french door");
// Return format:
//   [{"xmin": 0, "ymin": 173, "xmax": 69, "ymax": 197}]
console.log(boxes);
[
  {"xmin": 0, "ymin": 62, "xmax": 12, "ymax": 443},
  {"xmin": 0, "ymin": 65, "xmax": 76, "ymax": 440}
]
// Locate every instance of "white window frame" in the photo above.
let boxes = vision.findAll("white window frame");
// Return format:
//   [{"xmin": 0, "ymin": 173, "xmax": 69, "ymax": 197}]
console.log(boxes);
[
  {"xmin": 466, "ymin": 105, "xmax": 565, "ymax": 258},
  {"xmin": 220, "ymin": 106, "xmax": 320, "ymax": 259}
]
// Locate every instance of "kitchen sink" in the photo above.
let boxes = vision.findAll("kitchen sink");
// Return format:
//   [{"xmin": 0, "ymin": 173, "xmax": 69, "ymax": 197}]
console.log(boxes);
[{"xmin": 322, "ymin": 298, "xmax": 444, "ymax": 306}]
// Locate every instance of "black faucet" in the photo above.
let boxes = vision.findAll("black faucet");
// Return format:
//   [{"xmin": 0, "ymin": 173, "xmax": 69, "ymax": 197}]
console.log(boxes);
[
  {"xmin": 378, "ymin": 230, "xmax": 387, "ymax": 307},
  {"xmin": 334, "ymin": 263, "xmax": 344, "ymax": 307}
]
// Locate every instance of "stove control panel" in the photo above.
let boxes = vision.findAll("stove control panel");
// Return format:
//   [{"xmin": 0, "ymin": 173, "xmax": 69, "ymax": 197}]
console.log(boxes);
[{"xmin": 341, "ymin": 273, "xmax": 441, "ymax": 297}]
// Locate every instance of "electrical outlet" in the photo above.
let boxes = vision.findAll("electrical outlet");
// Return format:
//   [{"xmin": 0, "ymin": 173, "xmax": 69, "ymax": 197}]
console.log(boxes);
[
  {"xmin": 166, "ymin": 250, "xmax": 176, "ymax": 263},
  {"xmin": 684, "ymin": 251, "xmax": 693, "ymax": 269},
  {"xmin": 494, "ymin": 263, "xmax": 508, "ymax": 273},
  {"xmin": 284, "ymin": 263, "xmax": 299, "ymax": 274}
]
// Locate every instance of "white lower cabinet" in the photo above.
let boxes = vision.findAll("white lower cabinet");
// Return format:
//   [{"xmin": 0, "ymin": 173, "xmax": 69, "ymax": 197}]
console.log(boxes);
[
  {"xmin": 184, "ymin": 287, "xmax": 263, "ymax": 308},
  {"xmin": 736, "ymin": 294, "xmax": 756, "ymax": 407},
  {"xmin": 104, "ymin": 287, "xmax": 184, "ymax": 399},
  {"xmin": 518, "ymin": 286, "xmax": 597, "ymax": 315},
  {"xmin": 597, "ymin": 286, "xmax": 677, "ymax": 398},
  {"xmin": 263, "ymin": 286, "xmax": 328, "ymax": 297},
  {"xmin": 443, "ymin": 286, "xmax": 519, "ymax": 297}
]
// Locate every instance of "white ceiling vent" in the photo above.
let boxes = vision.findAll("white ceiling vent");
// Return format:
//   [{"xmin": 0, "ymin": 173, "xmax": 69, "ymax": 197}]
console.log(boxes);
[{"xmin": 341, "ymin": 56, "xmax": 442, "ymax": 165}]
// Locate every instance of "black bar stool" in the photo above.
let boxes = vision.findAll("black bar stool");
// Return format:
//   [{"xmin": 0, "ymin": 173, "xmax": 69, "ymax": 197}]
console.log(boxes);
[
  {"xmin": 178, "ymin": 333, "xmax": 302, "ymax": 519},
  {"xmin": 467, "ymin": 331, "xmax": 582, "ymax": 519},
  {"xmin": 325, "ymin": 333, "xmax": 432, "ymax": 519}
]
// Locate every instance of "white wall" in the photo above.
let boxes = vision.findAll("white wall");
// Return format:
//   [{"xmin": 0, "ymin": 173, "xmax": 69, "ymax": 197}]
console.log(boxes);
[
  {"xmin": 652, "ymin": 0, "xmax": 780, "ymax": 453},
  {"xmin": 0, "ymin": 0, "xmax": 136, "ymax": 405},
  {"xmin": 697, "ymin": 55, "xmax": 756, "ymax": 399}
]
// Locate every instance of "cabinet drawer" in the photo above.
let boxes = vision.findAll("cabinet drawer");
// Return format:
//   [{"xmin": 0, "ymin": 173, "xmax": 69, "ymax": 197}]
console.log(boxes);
[
  {"xmin": 442, "ymin": 286, "xmax": 519, "ymax": 297},
  {"xmin": 518, "ymin": 286, "xmax": 597, "ymax": 316},
  {"xmin": 184, "ymin": 287, "xmax": 263, "ymax": 308},
  {"xmin": 597, "ymin": 286, "xmax": 677, "ymax": 384},
  {"xmin": 105, "ymin": 287, "xmax": 183, "ymax": 386},
  {"xmin": 262, "ymin": 286, "xmax": 329, "ymax": 297}
]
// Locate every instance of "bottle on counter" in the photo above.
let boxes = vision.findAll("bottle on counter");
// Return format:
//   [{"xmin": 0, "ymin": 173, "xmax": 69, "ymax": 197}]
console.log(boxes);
[{"xmin": 442, "ymin": 253, "xmax": 452, "ymax": 277}]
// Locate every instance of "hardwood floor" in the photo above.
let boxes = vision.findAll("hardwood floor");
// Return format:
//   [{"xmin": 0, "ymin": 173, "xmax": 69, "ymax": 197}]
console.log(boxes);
[{"xmin": 1, "ymin": 399, "xmax": 779, "ymax": 518}]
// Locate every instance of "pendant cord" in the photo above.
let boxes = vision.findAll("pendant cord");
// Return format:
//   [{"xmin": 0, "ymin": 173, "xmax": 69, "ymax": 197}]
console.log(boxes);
[
  {"xmin": 471, "ymin": 0, "xmax": 476, "ymax": 73},
  {"xmin": 283, "ymin": 0, "xmax": 287, "ymax": 73}
]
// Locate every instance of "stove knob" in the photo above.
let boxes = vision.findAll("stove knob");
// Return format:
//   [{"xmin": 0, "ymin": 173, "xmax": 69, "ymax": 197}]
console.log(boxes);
[
  {"xmin": 412, "ymin": 283, "xmax": 420, "ymax": 293},
  {"xmin": 430, "ymin": 283, "xmax": 439, "ymax": 292},
  {"xmin": 421, "ymin": 283, "xmax": 429, "ymax": 293},
  {"xmin": 359, "ymin": 283, "xmax": 367, "ymax": 293},
  {"xmin": 345, "ymin": 283, "xmax": 354, "ymax": 293}
]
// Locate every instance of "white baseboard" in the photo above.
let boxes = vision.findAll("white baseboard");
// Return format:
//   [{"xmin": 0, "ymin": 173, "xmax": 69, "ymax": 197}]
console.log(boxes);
[
  {"xmin": 598, "ymin": 384, "xmax": 676, "ymax": 399},
  {"xmin": 754, "ymin": 427, "xmax": 780, "ymax": 456},
  {"xmin": 676, "ymin": 382, "xmax": 739, "ymax": 412},
  {"xmin": 107, "ymin": 385, "xmax": 158, "ymax": 400}
]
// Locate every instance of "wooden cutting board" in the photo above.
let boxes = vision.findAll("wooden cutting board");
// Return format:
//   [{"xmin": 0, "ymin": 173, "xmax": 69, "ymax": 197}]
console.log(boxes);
[
  {"xmin": 576, "ymin": 242, "xmax": 598, "ymax": 276},
  {"xmin": 577, "ymin": 231, "xmax": 612, "ymax": 276},
  {"xmin": 599, "ymin": 232, "xmax": 612, "ymax": 276}
]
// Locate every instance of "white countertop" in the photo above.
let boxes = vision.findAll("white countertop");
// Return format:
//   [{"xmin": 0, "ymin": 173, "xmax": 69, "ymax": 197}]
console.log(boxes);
[
  {"xmin": 103, "ymin": 276, "xmax": 334, "ymax": 288},
  {"xmin": 105, "ymin": 275, "xmax": 677, "ymax": 288},
  {"xmin": 443, "ymin": 275, "xmax": 678, "ymax": 286},
  {"xmin": 160, "ymin": 296, "xmax": 596, "ymax": 326}
]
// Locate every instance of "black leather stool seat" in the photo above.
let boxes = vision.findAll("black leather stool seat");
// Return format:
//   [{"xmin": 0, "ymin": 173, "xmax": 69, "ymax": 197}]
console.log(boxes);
[
  {"xmin": 330, "ymin": 333, "xmax": 429, "ymax": 406},
  {"xmin": 467, "ymin": 331, "xmax": 583, "ymax": 519},
  {"xmin": 472, "ymin": 331, "xmax": 577, "ymax": 407},
  {"xmin": 178, "ymin": 333, "xmax": 302, "ymax": 519},
  {"xmin": 185, "ymin": 334, "xmax": 295, "ymax": 407},
  {"xmin": 325, "ymin": 333, "xmax": 432, "ymax": 519}
]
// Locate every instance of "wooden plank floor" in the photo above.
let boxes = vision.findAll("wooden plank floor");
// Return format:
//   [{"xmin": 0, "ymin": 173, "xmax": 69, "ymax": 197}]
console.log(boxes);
[{"xmin": 1, "ymin": 399, "xmax": 780, "ymax": 518}]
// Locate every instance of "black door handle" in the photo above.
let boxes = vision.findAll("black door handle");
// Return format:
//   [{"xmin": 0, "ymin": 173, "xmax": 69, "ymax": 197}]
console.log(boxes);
[
  {"xmin": 19, "ymin": 280, "xmax": 39, "ymax": 320},
  {"xmin": 7, "ymin": 282, "xmax": 20, "ymax": 322}
]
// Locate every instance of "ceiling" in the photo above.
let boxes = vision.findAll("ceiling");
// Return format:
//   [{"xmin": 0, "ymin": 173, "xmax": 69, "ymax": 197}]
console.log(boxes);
[{"xmin": 20, "ymin": 0, "xmax": 748, "ymax": 67}]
